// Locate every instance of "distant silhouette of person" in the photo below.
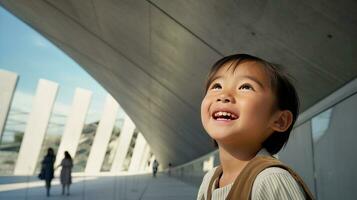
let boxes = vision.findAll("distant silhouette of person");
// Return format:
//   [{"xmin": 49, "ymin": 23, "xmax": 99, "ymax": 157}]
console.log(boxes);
[
  {"xmin": 168, "ymin": 162, "xmax": 172, "ymax": 176},
  {"xmin": 41, "ymin": 148, "xmax": 55, "ymax": 197},
  {"xmin": 56, "ymin": 151, "xmax": 73, "ymax": 196},
  {"xmin": 152, "ymin": 159, "xmax": 159, "ymax": 177}
]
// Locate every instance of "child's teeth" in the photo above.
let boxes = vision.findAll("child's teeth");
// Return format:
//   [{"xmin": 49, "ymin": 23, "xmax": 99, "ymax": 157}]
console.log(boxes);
[{"xmin": 214, "ymin": 111, "xmax": 238, "ymax": 119}]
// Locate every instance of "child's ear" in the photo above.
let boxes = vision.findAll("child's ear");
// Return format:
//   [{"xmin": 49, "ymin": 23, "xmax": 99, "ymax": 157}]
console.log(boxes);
[{"xmin": 271, "ymin": 110, "xmax": 293, "ymax": 133}]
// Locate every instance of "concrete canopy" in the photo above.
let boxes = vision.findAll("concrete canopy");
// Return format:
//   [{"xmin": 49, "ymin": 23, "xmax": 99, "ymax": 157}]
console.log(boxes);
[{"xmin": 1, "ymin": 0, "xmax": 356, "ymax": 168}]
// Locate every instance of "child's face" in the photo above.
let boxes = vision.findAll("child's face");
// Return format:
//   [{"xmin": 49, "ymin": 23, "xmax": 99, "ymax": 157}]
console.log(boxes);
[{"xmin": 201, "ymin": 61, "xmax": 278, "ymax": 151}]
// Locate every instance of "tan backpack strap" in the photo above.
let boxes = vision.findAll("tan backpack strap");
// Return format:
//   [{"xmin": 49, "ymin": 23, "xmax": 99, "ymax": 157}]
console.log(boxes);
[
  {"xmin": 226, "ymin": 156, "xmax": 315, "ymax": 200},
  {"xmin": 269, "ymin": 160, "xmax": 315, "ymax": 200},
  {"xmin": 206, "ymin": 166, "xmax": 223, "ymax": 200}
]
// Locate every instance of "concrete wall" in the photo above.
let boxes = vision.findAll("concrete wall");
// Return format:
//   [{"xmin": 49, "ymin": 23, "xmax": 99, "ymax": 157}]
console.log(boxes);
[{"xmin": 279, "ymin": 121, "xmax": 316, "ymax": 195}]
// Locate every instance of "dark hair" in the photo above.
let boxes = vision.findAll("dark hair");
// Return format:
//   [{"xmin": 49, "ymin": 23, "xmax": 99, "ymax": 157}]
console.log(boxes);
[
  {"xmin": 204, "ymin": 54, "xmax": 300, "ymax": 155},
  {"xmin": 47, "ymin": 147, "xmax": 54, "ymax": 155},
  {"xmin": 64, "ymin": 151, "xmax": 72, "ymax": 160}
]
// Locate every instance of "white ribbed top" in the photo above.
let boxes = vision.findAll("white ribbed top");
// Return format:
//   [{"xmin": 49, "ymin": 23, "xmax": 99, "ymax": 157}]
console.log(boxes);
[{"xmin": 196, "ymin": 149, "xmax": 306, "ymax": 200}]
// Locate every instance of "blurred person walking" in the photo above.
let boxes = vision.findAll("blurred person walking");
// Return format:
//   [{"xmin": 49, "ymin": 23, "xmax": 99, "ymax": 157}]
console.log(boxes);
[
  {"xmin": 57, "ymin": 151, "xmax": 73, "ymax": 196},
  {"xmin": 40, "ymin": 148, "xmax": 55, "ymax": 197},
  {"xmin": 168, "ymin": 162, "xmax": 172, "ymax": 176},
  {"xmin": 152, "ymin": 159, "xmax": 159, "ymax": 177}
]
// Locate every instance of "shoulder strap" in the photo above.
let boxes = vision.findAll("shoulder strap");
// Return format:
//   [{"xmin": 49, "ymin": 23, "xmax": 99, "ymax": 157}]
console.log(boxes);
[
  {"xmin": 227, "ymin": 156, "xmax": 315, "ymax": 200},
  {"xmin": 206, "ymin": 166, "xmax": 223, "ymax": 200}
]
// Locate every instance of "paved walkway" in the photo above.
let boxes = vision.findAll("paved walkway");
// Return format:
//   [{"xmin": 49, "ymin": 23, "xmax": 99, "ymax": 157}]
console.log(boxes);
[{"xmin": 0, "ymin": 173, "xmax": 199, "ymax": 200}]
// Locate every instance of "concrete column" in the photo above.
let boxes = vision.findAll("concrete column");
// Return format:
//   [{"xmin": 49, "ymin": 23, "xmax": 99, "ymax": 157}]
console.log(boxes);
[
  {"xmin": 139, "ymin": 144, "xmax": 151, "ymax": 171},
  {"xmin": 85, "ymin": 95, "xmax": 119, "ymax": 174},
  {"xmin": 55, "ymin": 88, "xmax": 92, "ymax": 169},
  {"xmin": 14, "ymin": 79, "xmax": 58, "ymax": 175},
  {"xmin": 0, "ymin": 70, "xmax": 18, "ymax": 142},
  {"xmin": 128, "ymin": 133, "xmax": 146, "ymax": 172},
  {"xmin": 110, "ymin": 116, "xmax": 135, "ymax": 173}
]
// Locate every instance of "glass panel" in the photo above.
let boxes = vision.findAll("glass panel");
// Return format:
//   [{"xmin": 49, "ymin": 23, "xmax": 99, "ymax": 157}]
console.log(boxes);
[
  {"xmin": 101, "ymin": 117, "xmax": 124, "ymax": 172},
  {"xmin": 0, "ymin": 92, "xmax": 32, "ymax": 174},
  {"xmin": 72, "ymin": 121, "xmax": 97, "ymax": 172},
  {"xmin": 122, "ymin": 131, "xmax": 139, "ymax": 171},
  {"xmin": 312, "ymin": 94, "xmax": 357, "ymax": 199},
  {"xmin": 311, "ymin": 108, "xmax": 332, "ymax": 142}
]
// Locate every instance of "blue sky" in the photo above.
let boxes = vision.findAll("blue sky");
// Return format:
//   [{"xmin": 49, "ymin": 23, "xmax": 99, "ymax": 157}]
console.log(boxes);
[
  {"xmin": 0, "ymin": 6, "xmax": 124, "ymax": 139},
  {"xmin": 0, "ymin": 6, "xmax": 106, "ymax": 105}
]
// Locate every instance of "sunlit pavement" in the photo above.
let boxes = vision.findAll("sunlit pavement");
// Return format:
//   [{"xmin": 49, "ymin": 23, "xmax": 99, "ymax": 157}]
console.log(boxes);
[{"xmin": 0, "ymin": 173, "xmax": 198, "ymax": 200}]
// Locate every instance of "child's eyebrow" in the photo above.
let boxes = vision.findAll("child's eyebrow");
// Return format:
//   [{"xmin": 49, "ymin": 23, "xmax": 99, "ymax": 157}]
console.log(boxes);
[
  {"xmin": 210, "ymin": 75, "xmax": 223, "ymax": 84},
  {"xmin": 210, "ymin": 75, "xmax": 265, "ymax": 89},
  {"xmin": 239, "ymin": 75, "xmax": 265, "ymax": 89}
]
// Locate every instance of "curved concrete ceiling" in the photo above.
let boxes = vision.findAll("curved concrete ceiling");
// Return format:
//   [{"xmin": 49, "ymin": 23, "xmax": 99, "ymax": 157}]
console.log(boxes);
[{"xmin": 1, "ymin": 0, "xmax": 356, "ymax": 167}]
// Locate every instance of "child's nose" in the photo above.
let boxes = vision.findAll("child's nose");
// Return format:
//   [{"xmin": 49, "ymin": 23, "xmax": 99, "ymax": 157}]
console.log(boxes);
[{"xmin": 216, "ymin": 93, "xmax": 234, "ymax": 103}]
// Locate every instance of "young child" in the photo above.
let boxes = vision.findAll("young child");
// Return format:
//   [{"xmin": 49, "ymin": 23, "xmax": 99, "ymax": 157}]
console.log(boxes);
[{"xmin": 197, "ymin": 54, "xmax": 314, "ymax": 200}]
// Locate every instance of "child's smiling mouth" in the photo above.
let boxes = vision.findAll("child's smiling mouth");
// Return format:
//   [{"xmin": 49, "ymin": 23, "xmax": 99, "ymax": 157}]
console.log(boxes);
[{"xmin": 212, "ymin": 110, "xmax": 239, "ymax": 121}]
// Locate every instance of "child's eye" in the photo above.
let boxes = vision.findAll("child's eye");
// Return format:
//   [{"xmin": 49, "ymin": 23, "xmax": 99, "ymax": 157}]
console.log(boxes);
[
  {"xmin": 239, "ymin": 83, "xmax": 254, "ymax": 91},
  {"xmin": 210, "ymin": 83, "xmax": 222, "ymax": 90}
]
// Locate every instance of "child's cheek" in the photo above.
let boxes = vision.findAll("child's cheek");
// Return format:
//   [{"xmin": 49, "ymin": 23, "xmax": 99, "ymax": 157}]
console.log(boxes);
[
  {"xmin": 248, "ymin": 98, "xmax": 273, "ymax": 123},
  {"xmin": 200, "ymin": 97, "xmax": 209, "ymax": 124},
  {"xmin": 241, "ymin": 98, "xmax": 264, "ymax": 119}
]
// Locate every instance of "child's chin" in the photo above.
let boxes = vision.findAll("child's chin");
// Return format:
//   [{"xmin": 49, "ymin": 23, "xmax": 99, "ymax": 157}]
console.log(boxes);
[{"xmin": 209, "ymin": 132, "xmax": 234, "ymax": 142}]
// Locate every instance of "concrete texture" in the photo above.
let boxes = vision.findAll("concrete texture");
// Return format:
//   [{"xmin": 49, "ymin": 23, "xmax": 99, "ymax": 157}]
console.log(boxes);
[{"xmin": 0, "ymin": 0, "xmax": 356, "ymax": 168}]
